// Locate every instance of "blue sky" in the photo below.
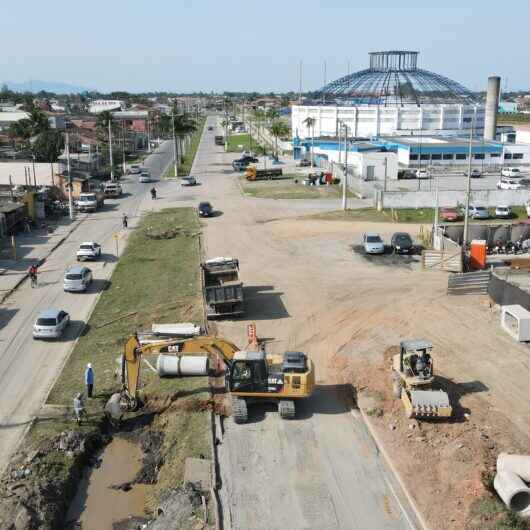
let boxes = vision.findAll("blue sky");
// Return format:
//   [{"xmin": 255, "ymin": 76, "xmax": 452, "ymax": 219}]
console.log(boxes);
[{"xmin": 1, "ymin": 0, "xmax": 528, "ymax": 93}]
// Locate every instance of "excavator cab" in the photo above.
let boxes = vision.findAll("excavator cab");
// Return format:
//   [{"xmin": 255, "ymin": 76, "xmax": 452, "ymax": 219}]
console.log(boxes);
[
  {"xmin": 228, "ymin": 351, "xmax": 269, "ymax": 393},
  {"xmin": 399, "ymin": 340, "xmax": 434, "ymax": 383}
]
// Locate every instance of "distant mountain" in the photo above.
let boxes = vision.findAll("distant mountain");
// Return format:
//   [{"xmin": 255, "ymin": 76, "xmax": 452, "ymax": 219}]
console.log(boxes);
[{"xmin": 3, "ymin": 80, "xmax": 93, "ymax": 94}]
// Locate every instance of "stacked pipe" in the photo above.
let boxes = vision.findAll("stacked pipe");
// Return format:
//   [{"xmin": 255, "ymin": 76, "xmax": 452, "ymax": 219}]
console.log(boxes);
[{"xmin": 494, "ymin": 453, "xmax": 530, "ymax": 517}]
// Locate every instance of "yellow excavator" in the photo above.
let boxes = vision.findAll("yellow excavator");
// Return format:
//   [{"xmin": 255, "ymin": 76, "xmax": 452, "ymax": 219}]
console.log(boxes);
[{"xmin": 118, "ymin": 325, "xmax": 315, "ymax": 423}]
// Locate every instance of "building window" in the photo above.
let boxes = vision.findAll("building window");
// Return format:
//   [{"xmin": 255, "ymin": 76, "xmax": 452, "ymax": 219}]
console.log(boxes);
[
  {"xmin": 443, "ymin": 154, "xmax": 454, "ymax": 160},
  {"xmin": 409, "ymin": 154, "xmax": 418, "ymax": 160},
  {"xmin": 490, "ymin": 153, "xmax": 500, "ymax": 158},
  {"xmin": 474, "ymin": 153, "xmax": 485, "ymax": 160},
  {"xmin": 513, "ymin": 153, "xmax": 524, "ymax": 160},
  {"xmin": 504, "ymin": 153, "xmax": 512, "ymax": 159},
  {"xmin": 431, "ymin": 154, "xmax": 442, "ymax": 160},
  {"xmin": 456, "ymin": 154, "xmax": 467, "ymax": 160},
  {"xmin": 420, "ymin": 154, "xmax": 430, "ymax": 161}
]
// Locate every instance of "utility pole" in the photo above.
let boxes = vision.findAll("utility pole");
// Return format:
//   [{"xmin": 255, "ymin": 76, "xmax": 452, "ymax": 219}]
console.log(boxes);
[
  {"xmin": 66, "ymin": 132, "xmax": 74, "ymax": 220},
  {"xmin": 108, "ymin": 120, "xmax": 114, "ymax": 182},
  {"xmin": 462, "ymin": 114, "xmax": 475, "ymax": 260},
  {"xmin": 342, "ymin": 123, "xmax": 348, "ymax": 211},
  {"xmin": 121, "ymin": 122, "xmax": 127, "ymax": 176},
  {"xmin": 383, "ymin": 156, "xmax": 388, "ymax": 192},
  {"xmin": 171, "ymin": 108, "xmax": 178, "ymax": 178},
  {"xmin": 32, "ymin": 155, "xmax": 37, "ymax": 188},
  {"xmin": 434, "ymin": 175, "xmax": 440, "ymax": 232}
]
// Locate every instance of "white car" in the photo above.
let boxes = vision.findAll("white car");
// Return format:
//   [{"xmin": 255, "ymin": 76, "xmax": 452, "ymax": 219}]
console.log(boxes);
[
  {"xmin": 495, "ymin": 206, "xmax": 512, "ymax": 219},
  {"xmin": 63, "ymin": 265, "xmax": 93, "ymax": 292},
  {"xmin": 33, "ymin": 308, "xmax": 70, "ymax": 339},
  {"xmin": 497, "ymin": 178, "xmax": 522, "ymax": 190},
  {"xmin": 139, "ymin": 171, "xmax": 152, "ymax": 183},
  {"xmin": 413, "ymin": 168, "xmax": 430, "ymax": 179},
  {"xmin": 76, "ymin": 192, "xmax": 99, "ymax": 212},
  {"xmin": 501, "ymin": 167, "xmax": 522, "ymax": 178},
  {"xmin": 129, "ymin": 165, "xmax": 142, "ymax": 174},
  {"xmin": 362, "ymin": 233, "xmax": 385, "ymax": 254},
  {"xmin": 76, "ymin": 242, "xmax": 101, "ymax": 261}
]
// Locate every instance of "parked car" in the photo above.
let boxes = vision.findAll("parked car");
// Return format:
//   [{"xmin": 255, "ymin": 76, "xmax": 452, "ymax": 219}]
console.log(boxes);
[
  {"xmin": 362, "ymin": 233, "xmax": 385, "ymax": 254},
  {"xmin": 495, "ymin": 205, "xmax": 512, "ymax": 219},
  {"xmin": 413, "ymin": 168, "xmax": 430, "ymax": 179},
  {"xmin": 76, "ymin": 241, "xmax": 102, "ymax": 261},
  {"xmin": 129, "ymin": 165, "xmax": 142, "ymax": 174},
  {"xmin": 298, "ymin": 159, "xmax": 311, "ymax": 167},
  {"xmin": 469, "ymin": 206, "xmax": 489, "ymax": 220},
  {"xmin": 391, "ymin": 232, "xmax": 414, "ymax": 254},
  {"xmin": 232, "ymin": 156, "xmax": 259, "ymax": 171},
  {"xmin": 464, "ymin": 169, "xmax": 482, "ymax": 178},
  {"xmin": 181, "ymin": 176, "xmax": 197, "ymax": 186},
  {"xmin": 63, "ymin": 265, "xmax": 93, "ymax": 292},
  {"xmin": 440, "ymin": 207, "xmax": 460, "ymax": 222},
  {"xmin": 139, "ymin": 171, "xmax": 152, "ymax": 183},
  {"xmin": 497, "ymin": 178, "xmax": 522, "ymax": 190},
  {"xmin": 198, "ymin": 201, "xmax": 214, "ymax": 217},
  {"xmin": 501, "ymin": 167, "xmax": 522, "ymax": 178},
  {"xmin": 33, "ymin": 308, "xmax": 70, "ymax": 339}
]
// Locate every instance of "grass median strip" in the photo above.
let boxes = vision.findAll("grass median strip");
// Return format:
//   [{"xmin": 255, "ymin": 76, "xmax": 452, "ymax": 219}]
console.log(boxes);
[
  {"xmin": 20, "ymin": 207, "xmax": 210, "ymax": 526},
  {"xmin": 165, "ymin": 117, "xmax": 206, "ymax": 178}
]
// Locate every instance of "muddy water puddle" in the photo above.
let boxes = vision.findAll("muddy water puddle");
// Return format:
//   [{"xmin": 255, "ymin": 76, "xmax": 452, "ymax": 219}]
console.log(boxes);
[{"xmin": 66, "ymin": 437, "xmax": 147, "ymax": 530}]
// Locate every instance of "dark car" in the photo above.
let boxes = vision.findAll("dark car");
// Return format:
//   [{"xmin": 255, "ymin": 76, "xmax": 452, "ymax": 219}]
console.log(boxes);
[
  {"xmin": 298, "ymin": 159, "xmax": 311, "ymax": 167},
  {"xmin": 198, "ymin": 201, "xmax": 213, "ymax": 217},
  {"xmin": 391, "ymin": 232, "xmax": 414, "ymax": 254},
  {"xmin": 208, "ymin": 126, "xmax": 213, "ymax": 131},
  {"xmin": 232, "ymin": 156, "xmax": 259, "ymax": 171}
]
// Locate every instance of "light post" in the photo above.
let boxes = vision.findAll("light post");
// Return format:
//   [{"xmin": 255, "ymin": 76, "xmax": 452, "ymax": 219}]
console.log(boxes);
[
  {"xmin": 108, "ymin": 120, "xmax": 114, "ymax": 182},
  {"xmin": 65, "ymin": 132, "xmax": 74, "ymax": 220},
  {"xmin": 171, "ymin": 108, "xmax": 178, "ymax": 178},
  {"xmin": 462, "ymin": 113, "xmax": 475, "ymax": 259},
  {"xmin": 342, "ymin": 123, "xmax": 348, "ymax": 211}
]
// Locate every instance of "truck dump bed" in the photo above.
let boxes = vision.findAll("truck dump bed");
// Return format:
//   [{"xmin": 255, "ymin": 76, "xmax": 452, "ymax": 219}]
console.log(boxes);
[{"xmin": 201, "ymin": 258, "xmax": 244, "ymax": 318}]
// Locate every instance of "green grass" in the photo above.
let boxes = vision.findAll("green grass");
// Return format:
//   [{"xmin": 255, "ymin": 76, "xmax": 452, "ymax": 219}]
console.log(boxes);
[
  {"xmin": 165, "ymin": 117, "xmax": 206, "ymax": 178},
  {"xmin": 497, "ymin": 113, "xmax": 530, "ymax": 124},
  {"xmin": 226, "ymin": 133, "xmax": 266, "ymax": 154},
  {"xmin": 467, "ymin": 495, "xmax": 530, "ymax": 530}
]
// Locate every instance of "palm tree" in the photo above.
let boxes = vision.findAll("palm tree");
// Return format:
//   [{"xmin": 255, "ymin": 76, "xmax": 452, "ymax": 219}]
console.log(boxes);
[
  {"xmin": 303, "ymin": 117, "xmax": 316, "ymax": 168},
  {"xmin": 220, "ymin": 118, "xmax": 230, "ymax": 151},
  {"xmin": 266, "ymin": 108, "xmax": 280, "ymax": 125},
  {"xmin": 172, "ymin": 109, "xmax": 197, "ymax": 163},
  {"xmin": 8, "ymin": 105, "xmax": 49, "ymax": 146},
  {"xmin": 270, "ymin": 119, "xmax": 289, "ymax": 159}
]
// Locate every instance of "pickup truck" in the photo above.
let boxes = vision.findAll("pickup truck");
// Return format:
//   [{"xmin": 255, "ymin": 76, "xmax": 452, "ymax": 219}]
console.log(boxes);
[
  {"xmin": 214, "ymin": 135, "xmax": 224, "ymax": 146},
  {"xmin": 232, "ymin": 156, "xmax": 259, "ymax": 171},
  {"xmin": 76, "ymin": 192, "xmax": 104, "ymax": 212},
  {"xmin": 201, "ymin": 257, "xmax": 243, "ymax": 319},
  {"xmin": 103, "ymin": 182, "xmax": 122, "ymax": 197},
  {"xmin": 245, "ymin": 166, "xmax": 283, "ymax": 181},
  {"xmin": 76, "ymin": 241, "xmax": 102, "ymax": 261}
]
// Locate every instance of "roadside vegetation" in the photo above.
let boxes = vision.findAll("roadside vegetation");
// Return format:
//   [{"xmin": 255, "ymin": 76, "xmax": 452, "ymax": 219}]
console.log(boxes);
[
  {"xmin": 165, "ymin": 116, "xmax": 206, "ymax": 178},
  {"xmin": 15, "ymin": 207, "xmax": 209, "ymax": 527},
  {"xmin": 497, "ymin": 113, "xmax": 530, "ymax": 124},
  {"xmin": 226, "ymin": 132, "xmax": 266, "ymax": 154}
]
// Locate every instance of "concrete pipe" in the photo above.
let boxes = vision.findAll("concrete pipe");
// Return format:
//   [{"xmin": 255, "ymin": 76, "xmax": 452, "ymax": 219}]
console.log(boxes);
[
  {"xmin": 157, "ymin": 354, "xmax": 209, "ymax": 377},
  {"xmin": 498, "ymin": 453, "xmax": 530, "ymax": 483},
  {"xmin": 494, "ymin": 470, "xmax": 530, "ymax": 515}
]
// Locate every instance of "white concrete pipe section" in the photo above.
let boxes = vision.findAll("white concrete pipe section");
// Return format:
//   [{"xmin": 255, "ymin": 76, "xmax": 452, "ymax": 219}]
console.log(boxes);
[
  {"xmin": 498, "ymin": 453, "xmax": 530, "ymax": 483},
  {"xmin": 494, "ymin": 453, "xmax": 530, "ymax": 516},
  {"xmin": 157, "ymin": 354, "xmax": 209, "ymax": 377}
]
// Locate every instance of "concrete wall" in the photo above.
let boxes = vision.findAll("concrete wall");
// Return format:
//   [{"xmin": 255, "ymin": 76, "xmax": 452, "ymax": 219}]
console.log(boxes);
[
  {"xmin": 378, "ymin": 188, "xmax": 530, "ymax": 209},
  {"xmin": 0, "ymin": 162, "xmax": 58, "ymax": 186}
]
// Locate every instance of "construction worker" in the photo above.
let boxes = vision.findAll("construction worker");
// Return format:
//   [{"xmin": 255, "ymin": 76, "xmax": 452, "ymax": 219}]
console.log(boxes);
[
  {"xmin": 85, "ymin": 363, "xmax": 94, "ymax": 398},
  {"xmin": 28, "ymin": 264, "xmax": 38, "ymax": 288},
  {"xmin": 73, "ymin": 393, "xmax": 85, "ymax": 425}
]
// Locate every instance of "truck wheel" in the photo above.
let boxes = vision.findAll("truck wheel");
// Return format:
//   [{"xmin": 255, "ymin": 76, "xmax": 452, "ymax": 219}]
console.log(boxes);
[
  {"xmin": 279, "ymin": 400, "xmax": 296, "ymax": 419},
  {"xmin": 232, "ymin": 397, "xmax": 248, "ymax": 424}
]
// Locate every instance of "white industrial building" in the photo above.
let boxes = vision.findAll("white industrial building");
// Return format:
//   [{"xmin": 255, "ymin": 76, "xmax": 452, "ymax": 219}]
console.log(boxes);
[{"xmin": 88, "ymin": 99, "xmax": 124, "ymax": 114}]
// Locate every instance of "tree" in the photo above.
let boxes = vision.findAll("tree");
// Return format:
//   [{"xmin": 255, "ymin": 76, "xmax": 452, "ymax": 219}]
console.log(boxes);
[
  {"xmin": 266, "ymin": 108, "xmax": 280, "ymax": 125},
  {"xmin": 303, "ymin": 117, "xmax": 316, "ymax": 168},
  {"xmin": 32, "ymin": 130, "xmax": 64, "ymax": 162},
  {"xmin": 270, "ymin": 119, "xmax": 289, "ymax": 159},
  {"xmin": 8, "ymin": 105, "xmax": 49, "ymax": 147}
]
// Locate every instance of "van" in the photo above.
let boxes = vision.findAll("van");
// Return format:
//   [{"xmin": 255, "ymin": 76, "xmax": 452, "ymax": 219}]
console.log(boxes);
[
  {"xmin": 104, "ymin": 181, "xmax": 122, "ymax": 198},
  {"xmin": 501, "ymin": 167, "xmax": 521, "ymax": 178}
]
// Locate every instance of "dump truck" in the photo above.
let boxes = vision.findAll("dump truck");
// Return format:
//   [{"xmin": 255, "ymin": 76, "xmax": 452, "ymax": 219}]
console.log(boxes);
[
  {"xmin": 214, "ymin": 135, "xmax": 224, "ymax": 146},
  {"xmin": 201, "ymin": 257, "xmax": 243, "ymax": 319},
  {"xmin": 391, "ymin": 340, "xmax": 452, "ymax": 419},
  {"xmin": 116, "ymin": 324, "xmax": 315, "ymax": 423},
  {"xmin": 245, "ymin": 165, "xmax": 283, "ymax": 181}
]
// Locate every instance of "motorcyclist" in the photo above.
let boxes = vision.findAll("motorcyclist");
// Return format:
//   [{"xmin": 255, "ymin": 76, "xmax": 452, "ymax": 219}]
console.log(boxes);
[{"xmin": 28, "ymin": 264, "xmax": 38, "ymax": 288}]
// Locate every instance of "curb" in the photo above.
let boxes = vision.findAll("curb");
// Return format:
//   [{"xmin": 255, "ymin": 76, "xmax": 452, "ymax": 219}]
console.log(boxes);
[
  {"xmin": 0, "ymin": 218, "xmax": 84, "ymax": 306},
  {"xmin": 357, "ymin": 404, "xmax": 430, "ymax": 530}
]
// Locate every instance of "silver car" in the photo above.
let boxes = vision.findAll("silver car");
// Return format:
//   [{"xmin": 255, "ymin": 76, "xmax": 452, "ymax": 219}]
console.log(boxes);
[
  {"xmin": 363, "ymin": 233, "xmax": 385, "ymax": 254},
  {"xmin": 139, "ymin": 171, "xmax": 152, "ymax": 183},
  {"xmin": 33, "ymin": 308, "xmax": 70, "ymax": 339},
  {"xmin": 63, "ymin": 265, "xmax": 92, "ymax": 292}
]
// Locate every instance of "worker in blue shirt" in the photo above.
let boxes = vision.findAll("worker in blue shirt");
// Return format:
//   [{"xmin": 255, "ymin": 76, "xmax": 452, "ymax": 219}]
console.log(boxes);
[{"xmin": 85, "ymin": 363, "xmax": 94, "ymax": 398}]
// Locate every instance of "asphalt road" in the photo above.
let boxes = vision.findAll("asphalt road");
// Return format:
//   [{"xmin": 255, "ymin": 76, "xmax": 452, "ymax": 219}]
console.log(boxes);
[{"xmin": 0, "ymin": 140, "xmax": 175, "ymax": 473}]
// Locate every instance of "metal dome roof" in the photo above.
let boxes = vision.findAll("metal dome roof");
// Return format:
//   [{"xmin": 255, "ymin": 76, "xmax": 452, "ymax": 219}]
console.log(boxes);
[{"xmin": 314, "ymin": 51, "xmax": 476, "ymax": 106}]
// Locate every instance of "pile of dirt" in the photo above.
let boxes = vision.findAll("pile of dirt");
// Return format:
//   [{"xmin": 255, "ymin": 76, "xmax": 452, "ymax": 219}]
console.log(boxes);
[
  {"xmin": 149, "ymin": 486, "xmax": 206, "ymax": 530},
  {"xmin": 349, "ymin": 349, "xmax": 530, "ymax": 530},
  {"xmin": 0, "ymin": 429, "xmax": 106, "ymax": 529}
]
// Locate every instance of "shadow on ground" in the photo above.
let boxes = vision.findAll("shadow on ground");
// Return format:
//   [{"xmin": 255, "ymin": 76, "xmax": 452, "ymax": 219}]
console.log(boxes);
[{"xmin": 243, "ymin": 285, "xmax": 289, "ymax": 320}]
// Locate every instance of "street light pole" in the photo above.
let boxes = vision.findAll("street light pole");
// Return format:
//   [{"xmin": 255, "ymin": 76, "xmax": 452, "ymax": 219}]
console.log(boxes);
[
  {"xmin": 108, "ymin": 120, "xmax": 114, "ymax": 182},
  {"xmin": 462, "ymin": 113, "xmax": 475, "ymax": 259},
  {"xmin": 342, "ymin": 123, "xmax": 348, "ymax": 211},
  {"xmin": 171, "ymin": 109, "xmax": 178, "ymax": 178},
  {"xmin": 66, "ymin": 132, "xmax": 74, "ymax": 220}
]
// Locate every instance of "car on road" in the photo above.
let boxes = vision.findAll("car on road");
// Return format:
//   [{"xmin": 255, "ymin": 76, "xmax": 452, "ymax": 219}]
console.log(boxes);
[
  {"xmin": 468, "ymin": 206, "xmax": 489, "ymax": 220},
  {"xmin": 208, "ymin": 126, "xmax": 213, "ymax": 131},
  {"xmin": 181, "ymin": 176, "xmax": 197, "ymax": 186},
  {"xmin": 33, "ymin": 308, "xmax": 70, "ymax": 339},
  {"xmin": 139, "ymin": 171, "xmax": 152, "ymax": 183},
  {"xmin": 519, "ymin": 179, "xmax": 530, "ymax": 189},
  {"xmin": 501, "ymin": 167, "xmax": 522, "ymax": 178},
  {"xmin": 497, "ymin": 178, "xmax": 522, "ymax": 190},
  {"xmin": 129, "ymin": 165, "xmax": 142, "ymax": 174},
  {"xmin": 76, "ymin": 192, "xmax": 103, "ymax": 212},
  {"xmin": 464, "ymin": 169, "xmax": 482, "ymax": 178},
  {"xmin": 232, "ymin": 155, "xmax": 259, "ymax": 171},
  {"xmin": 391, "ymin": 232, "xmax": 414, "ymax": 254},
  {"xmin": 76, "ymin": 242, "xmax": 101, "ymax": 261},
  {"xmin": 63, "ymin": 265, "xmax": 93, "ymax": 292},
  {"xmin": 198, "ymin": 201, "xmax": 214, "ymax": 217},
  {"xmin": 440, "ymin": 207, "xmax": 460, "ymax": 222},
  {"xmin": 362, "ymin": 233, "xmax": 385, "ymax": 254},
  {"xmin": 103, "ymin": 181, "xmax": 122, "ymax": 198},
  {"xmin": 495, "ymin": 205, "xmax": 512, "ymax": 219}
]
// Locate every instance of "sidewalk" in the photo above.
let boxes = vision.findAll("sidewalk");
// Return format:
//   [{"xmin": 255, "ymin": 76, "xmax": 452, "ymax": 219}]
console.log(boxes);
[{"xmin": 0, "ymin": 216, "xmax": 83, "ymax": 303}]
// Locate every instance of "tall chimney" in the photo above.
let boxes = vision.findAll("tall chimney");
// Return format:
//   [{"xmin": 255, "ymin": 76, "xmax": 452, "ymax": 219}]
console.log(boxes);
[{"xmin": 484, "ymin": 76, "xmax": 501, "ymax": 141}]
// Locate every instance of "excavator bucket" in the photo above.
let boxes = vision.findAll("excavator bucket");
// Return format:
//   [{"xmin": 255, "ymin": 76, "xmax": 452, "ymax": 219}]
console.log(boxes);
[{"xmin": 405, "ymin": 389, "xmax": 452, "ymax": 418}]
